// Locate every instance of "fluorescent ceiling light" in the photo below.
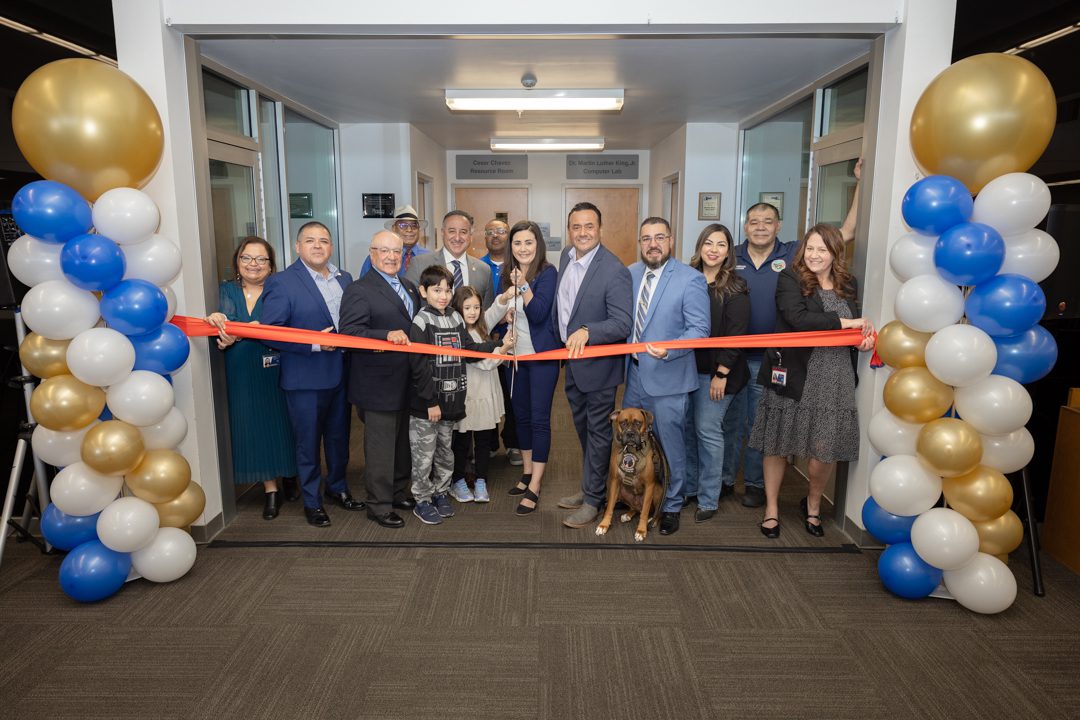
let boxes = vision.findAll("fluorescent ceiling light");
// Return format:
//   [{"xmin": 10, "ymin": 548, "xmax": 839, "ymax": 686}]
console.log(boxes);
[
  {"xmin": 490, "ymin": 137, "xmax": 605, "ymax": 152},
  {"xmin": 1004, "ymin": 22, "xmax": 1080, "ymax": 54},
  {"xmin": 0, "ymin": 15, "xmax": 117, "ymax": 66},
  {"xmin": 447, "ymin": 89, "xmax": 623, "ymax": 112}
]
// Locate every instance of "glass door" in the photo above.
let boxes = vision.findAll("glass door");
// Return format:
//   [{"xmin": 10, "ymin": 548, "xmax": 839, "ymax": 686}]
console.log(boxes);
[
  {"xmin": 809, "ymin": 138, "xmax": 863, "ymax": 282},
  {"xmin": 207, "ymin": 141, "xmax": 261, "ymax": 285}
]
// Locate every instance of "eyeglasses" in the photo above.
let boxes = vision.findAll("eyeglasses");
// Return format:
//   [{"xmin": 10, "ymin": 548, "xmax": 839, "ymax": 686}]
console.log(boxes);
[
  {"xmin": 639, "ymin": 234, "xmax": 670, "ymax": 245},
  {"xmin": 239, "ymin": 254, "xmax": 270, "ymax": 266},
  {"xmin": 485, "ymin": 228, "xmax": 508, "ymax": 237},
  {"xmin": 372, "ymin": 247, "xmax": 403, "ymax": 256},
  {"xmin": 394, "ymin": 221, "xmax": 420, "ymax": 230}
]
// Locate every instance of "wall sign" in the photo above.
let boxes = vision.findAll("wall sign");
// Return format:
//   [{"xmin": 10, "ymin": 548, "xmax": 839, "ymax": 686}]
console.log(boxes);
[
  {"xmin": 362, "ymin": 193, "xmax": 396, "ymax": 219},
  {"xmin": 455, "ymin": 155, "xmax": 529, "ymax": 179},
  {"xmin": 566, "ymin": 154, "xmax": 639, "ymax": 179}
]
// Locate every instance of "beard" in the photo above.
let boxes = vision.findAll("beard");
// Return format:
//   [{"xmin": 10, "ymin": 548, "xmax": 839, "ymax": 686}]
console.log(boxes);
[{"xmin": 641, "ymin": 250, "xmax": 670, "ymax": 270}]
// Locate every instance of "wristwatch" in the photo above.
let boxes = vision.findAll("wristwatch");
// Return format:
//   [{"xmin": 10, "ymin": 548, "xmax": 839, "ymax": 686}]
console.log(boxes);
[
  {"xmin": 519, "ymin": 283, "xmax": 530, "ymax": 294},
  {"xmin": 714, "ymin": 369, "xmax": 729, "ymax": 379}
]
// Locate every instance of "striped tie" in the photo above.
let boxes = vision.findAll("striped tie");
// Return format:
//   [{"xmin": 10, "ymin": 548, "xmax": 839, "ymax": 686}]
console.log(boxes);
[
  {"xmin": 390, "ymin": 277, "xmax": 413, "ymax": 316},
  {"xmin": 634, "ymin": 271, "xmax": 654, "ymax": 343},
  {"xmin": 403, "ymin": 248, "xmax": 412, "ymax": 272},
  {"xmin": 451, "ymin": 259, "xmax": 463, "ymax": 290}
]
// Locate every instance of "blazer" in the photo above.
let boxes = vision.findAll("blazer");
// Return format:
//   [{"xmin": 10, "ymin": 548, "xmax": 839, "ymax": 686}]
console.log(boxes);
[
  {"xmin": 339, "ymin": 269, "xmax": 421, "ymax": 412},
  {"xmin": 404, "ymin": 250, "xmax": 495, "ymax": 309},
  {"xmin": 757, "ymin": 267, "xmax": 860, "ymax": 402},
  {"xmin": 495, "ymin": 264, "xmax": 560, "ymax": 353},
  {"xmin": 551, "ymin": 244, "xmax": 633, "ymax": 393},
  {"xmin": 694, "ymin": 288, "xmax": 752, "ymax": 397},
  {"xmin": 259, "ymin": 259, "xmax": 352, "ymax": 392},
  {"xmin": 627, "ymin": 259, "xmax": 711, "ymax": 396}
]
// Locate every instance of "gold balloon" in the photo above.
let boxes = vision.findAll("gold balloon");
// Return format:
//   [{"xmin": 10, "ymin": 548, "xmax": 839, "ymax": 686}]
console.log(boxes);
[
  {"xmin": 127, "ymin": 450, "xmax": 192, "ymax": 504},
  {"xmin": 12, "ymin": 59, "xmax": 164, "ymax": 201},
  {"xmin": 943, "ymin": 465, "xmax": 1014, "ymax": 522},
  {"xmin": 973, "ymin": 510, "xmax": 1024, "ymax": 556},
  {"xmin": 883, "ymin": 367, "xmax": 954, "ymax": 424},
  {"xmin": 19, "ymin": 333, "xmax": 71, "ymax": 379},
  {"xmin": 154, "ymin": 480, "xmax": 205, "ymax": 529},
  {"xmin": 875, "ymin": 321, "xmax": 931, "ymax": 369},
  {"xmin": 81, "ymin": 420, "xmax": 145, "ymax": 476},
  {"xmin": 30, "ymin": 375, "xmax": 105, "ymax": 431},
  {"xmin": 916, "ymin": 418, "xmax": 983, "ymax": 478},
  {"xmin": 995, "ymin": 554, "xmax": 1009, "ymax": 565},
  {"xmin": 910, "ymin": 53, "xmax": 1056, "ymax": 194}
]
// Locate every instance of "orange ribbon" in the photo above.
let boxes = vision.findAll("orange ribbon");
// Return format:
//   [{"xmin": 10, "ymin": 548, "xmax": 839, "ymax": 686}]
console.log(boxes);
[{"xmin": 172, "ymin": 315, "xmax": 867, "ymax": 361}]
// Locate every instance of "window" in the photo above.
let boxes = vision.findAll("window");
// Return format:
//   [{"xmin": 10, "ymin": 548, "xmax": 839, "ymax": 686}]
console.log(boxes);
[{"xmin": 202, "ymin": 70, "xmax": 251, "ymax": 138}]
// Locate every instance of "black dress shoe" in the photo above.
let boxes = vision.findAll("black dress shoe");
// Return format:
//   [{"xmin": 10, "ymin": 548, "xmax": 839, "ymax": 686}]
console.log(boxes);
[
  {"xmin": 801, "ymin": 497, "xmax": 825, "ymax": 537},
  {"xmin": 659, "ymin": 512, "xmax": 680, "ymax": 536},
  {"xmin": 263, "ymin": 491, "xmax": 280, "ymax": 520},
  {"xmin": 718, "ymin": 484, "xmax": 734, "ymax": 500},
  {"xmin": 367, "ymin": 510, "xmax": 405, "ymax": 528},
  {"xmin": 304, "ymin": 506, "xmax": 331, "ymax": 527},
  {"xmin": 325, "ymin": 490, "xmax": 365, "ymax": 511},
  {"xmin": 760, "ymin": 518, "xmax": 780, "ymax": 538},
  {"xmin": 392, "ymin": 497, "xmax": 416, "ymax": 510},
  {"xmin": 694, "ymin": 508, "xmax": 716, "ymax": 523},
  {"xmin": 282, "ymin": 476, "xmax": 301, "ymax": 502}
]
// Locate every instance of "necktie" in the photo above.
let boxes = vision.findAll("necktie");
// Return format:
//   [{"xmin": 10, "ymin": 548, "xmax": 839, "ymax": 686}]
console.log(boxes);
[
  {"xmin": 634, "ymin": 271, "xmax": 654, "ymax": 343},
  {"xmin": 403, "ymin": 248, "xmax": 412, "ymax": 272},
  {"xmin": 451, "ymin": 259, "xmax": 463, "ymax": 290},
  {"xmin": 390, "ymin": 277, "xmax": 413, "ymax": 316}
]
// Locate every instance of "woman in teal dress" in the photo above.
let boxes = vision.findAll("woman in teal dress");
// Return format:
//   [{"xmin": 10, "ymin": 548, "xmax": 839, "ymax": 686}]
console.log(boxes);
[{"xmin": 205, "ymin": 237, "xmax": 298, "ymax": 519}]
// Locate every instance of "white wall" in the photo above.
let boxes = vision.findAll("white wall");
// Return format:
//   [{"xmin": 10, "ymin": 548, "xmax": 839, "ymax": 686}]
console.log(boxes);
[
  {"xmin": 648, "ymin": 126, "xmax": 687, "ymax": 255},
  {"xmin": 409, "ymin": 126, "xmax": 448, "ymax": 247},
  {"xmin": 681, "ymin": 123, "xmax": 740, "ymax": 258}
]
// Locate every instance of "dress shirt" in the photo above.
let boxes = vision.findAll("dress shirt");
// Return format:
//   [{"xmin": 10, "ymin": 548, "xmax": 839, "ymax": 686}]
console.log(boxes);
[
  {"xmin": 302, "ymin": 259, "xmax": 344, "ymax": 352},
  {"xmin": 557, "ymin": 243, "xmax": 601, "ymax": 342},
  {"xmin": 376, "ymin": 268, "xmax": 413, "ymax": 316},
  {"xmin": 443, "ymin": 248, "xmax": 471, "ymax": 287}
]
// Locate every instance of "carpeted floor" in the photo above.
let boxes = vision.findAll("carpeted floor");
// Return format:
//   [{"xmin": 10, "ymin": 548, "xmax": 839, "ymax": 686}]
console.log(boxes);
[{"xmin": 2, "ymin": 392, "xmax": 1079, "ymax": 719}]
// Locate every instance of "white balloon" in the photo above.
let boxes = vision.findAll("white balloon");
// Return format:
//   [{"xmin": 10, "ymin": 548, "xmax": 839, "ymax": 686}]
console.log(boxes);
[
  {"xmin": 66, "ymin": 328, "xmax": 136, "ymax": 388},
  {"xmin": 924, "ymin": 324, "xmax": 997, "ymax": 388},
  {"xmin": 1000, "ymin": 229, "xmax": 1060, "ymax": 283},
  {"xmin": 868, "ymin": 408, "xmax": 923, "ymax": 457},
  {"xmin": 954, "ymin": 375, "xmax": 1032, "ymax": 436},
  {"xmin": 7, "ymin": 234, "xmax": 65, "ymax": 287},
  {"xmin": 889, "ymin": 232, "xmax": 938, "ymax": 282},
  {"xmin": 894, "ymin": 275, "xmax": 964, "ymax": 333},
  {"xmin": 96, "ymin": 496, "xmax": 160, "ymax": 553},
  {"xmin": 131, "ymin": 527, "xmax": 197, "ymax": 582},
  {"xmin": 49, "ymin": 462, "xmax": 122, "ymax": 516},
  {"xmin": 162, "ymin": 284, "xmax": 178, "ymax": 321},
  {"xmin": 980, "ymin": 428, "xmax": 1035, "ymax": 474},
  {"xmin": 21, "ymin": 280, "xmax": 100, "ymax": 340},
  {"xmin": 122, "ymin": 234, "xmax": 181, "ymax": 286},
  {"xmin": 31, "ymin": 422, "xmax": 99, "ymax": 467},
  {"xmin": 943, "ymin": 553, "xmax": 1018, "ymax": 614},
  {"xmin": 971, "ymin": 173, "xmax": 1051, "ymax": 237},
  {"xmin": 138, "ymin": 407, "xmax": 189, "ymax": 450},
  {"xmin": 869, "ymin": 455, "xmax": 943, "ymax": 516},
  {"xmin": 106, "ymin": 371, "xmax": 175, "ymax": 426},
  {"xmin": 91, "ymin": 188, "xmax": 160, "ymax": 246},
  {"xmin": 911, "ymin": 507, "xmax": 980, "ymax": 570}
]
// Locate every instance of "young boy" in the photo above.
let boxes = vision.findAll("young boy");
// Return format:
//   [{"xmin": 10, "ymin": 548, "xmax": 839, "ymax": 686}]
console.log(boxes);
[{"xmin": 408, "ymin": 265, "xmax": 513, "ymax": 524}]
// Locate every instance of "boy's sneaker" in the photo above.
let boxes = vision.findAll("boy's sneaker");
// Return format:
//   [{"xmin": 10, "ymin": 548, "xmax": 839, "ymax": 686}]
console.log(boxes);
[
  {"xmin": 433, "ymin": 493, "xmax": 455, "ymax": 518},
  {"xmin": 450, "ymin": 479, "xmax": 474, "ymax": 503},
  {"xmin": 507, "ymin": 448, "xmax": 524, "ymax": 466},
  {"xmin": 413, "ymin": 501, "xmax": 442, "ymax": 525},
  {"xmin": 473, "ymin": 479, "xmax": 490, "ymax": 503}
]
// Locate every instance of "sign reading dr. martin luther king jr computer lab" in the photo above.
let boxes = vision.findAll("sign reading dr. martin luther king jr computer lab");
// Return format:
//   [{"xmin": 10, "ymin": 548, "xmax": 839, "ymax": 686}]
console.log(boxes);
[{"xmin": 566, "ymin": 155, "xmax": 639, "ymax": 179}]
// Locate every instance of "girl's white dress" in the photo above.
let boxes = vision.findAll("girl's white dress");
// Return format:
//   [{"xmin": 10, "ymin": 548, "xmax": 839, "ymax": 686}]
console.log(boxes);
[{"xmin": 456, "ymin": 327, "xmax": 505, "ymax": 432}]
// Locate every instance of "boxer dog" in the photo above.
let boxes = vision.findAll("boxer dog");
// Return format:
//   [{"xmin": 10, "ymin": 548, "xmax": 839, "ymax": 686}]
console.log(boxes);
[{"xmin": 596, "ymin": 407, "xmax": 669, "ymax": 542}]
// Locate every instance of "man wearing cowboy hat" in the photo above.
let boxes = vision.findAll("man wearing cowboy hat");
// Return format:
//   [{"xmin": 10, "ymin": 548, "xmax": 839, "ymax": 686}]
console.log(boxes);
[{"xmin": 360, "ymin": 204, "xmax": 430, "ymax": 277}]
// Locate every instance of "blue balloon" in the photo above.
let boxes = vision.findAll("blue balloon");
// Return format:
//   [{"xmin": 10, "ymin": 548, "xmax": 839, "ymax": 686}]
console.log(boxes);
[
  {"xmin": 130, "ymin": 323, "xmax": 191, "ymax": 375},
  {"xmin": 901, "ymin": 176, "xmax": 973, "ymax": 236},
  {"xmin": 100, "ymin": 279, "xmax": 168, "ymax": 336},
  {"xmin": 862, "ymin": 497, "xmax": 917, "ymax": 545},
  {"xmin": 99, "ymin": 405, "xmax": 113, "ymax": 421},
  {"xmin": 933, "ymin": 222, "xmax": 1004, "ymax": 286},
  {"xmin": 40, "ymin": 504, "xmax": 100, "ymax": 551},
  {"xmin": 58, "ymin": 540, "xmax": 131, "ymax": 603},
  {"xmin": 965, "ymin": 274, "xmax": 1046, "ymax": 337},
  {"xmin": 993, "ymin": 325, "xmax": 1058, "ymax": 384},
  {"xmin": 11, "ymin": 181, "xmax": 93, "ymax": 244},
  {"xmin": 878, "ymin": 542, "xmax": 943, "ymax": 600},
  {"xmin": 60, "ymin": 233, "xmax": 127, "ymax": 291}
]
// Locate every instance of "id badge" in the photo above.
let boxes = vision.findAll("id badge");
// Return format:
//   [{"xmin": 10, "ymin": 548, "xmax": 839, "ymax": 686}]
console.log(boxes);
[
  {"xmin": 771, "ymin": 366, "xmax": 788, "ymax": 387},
  {"xmin": 262, "ymin": 352, "xmax": 281, "ymax": 369}
]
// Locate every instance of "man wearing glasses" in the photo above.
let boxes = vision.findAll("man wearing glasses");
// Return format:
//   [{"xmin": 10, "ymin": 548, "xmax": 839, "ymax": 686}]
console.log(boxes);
[
  {"xmin": 620, "ymin": 217, "xmax": 710, "ymax": 536},
  {"xmin": 405, "ymin": 210, "xmax": 494, "ymax": 309},
  {"xmin": 261, "ymin": 221, "xmax": 362, "ymax": 527},
  {"xmin": 359, "ymin": 204, "xmax": 430, "ymax": 278},
  {"xmin": 480, "ymin": 218, "xmax": 510, "ymax": 281}
]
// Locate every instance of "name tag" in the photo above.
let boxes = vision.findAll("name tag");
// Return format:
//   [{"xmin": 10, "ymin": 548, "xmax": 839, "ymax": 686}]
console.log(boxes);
[
  {"xmin": 770, "ymin": 366, "xmax": 788, "ymax": 387},
  {"xmin": 262, "ymin": 352, "xmax": 280, "ymax": 368}
]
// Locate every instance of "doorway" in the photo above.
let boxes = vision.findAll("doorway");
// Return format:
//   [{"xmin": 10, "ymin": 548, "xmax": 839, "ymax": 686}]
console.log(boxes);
[
  {"xmin": 564, "ymin": 186, "xmax": 642, "ymax": 266},
  {"xmin": 453, "ymin": 186, "xmax": 530, "ymax": 258}
]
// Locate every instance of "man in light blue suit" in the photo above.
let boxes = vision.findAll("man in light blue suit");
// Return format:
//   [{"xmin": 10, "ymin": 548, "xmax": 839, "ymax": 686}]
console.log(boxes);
[{"xmin": 624, "ymin": 217, "xmax": 710, "ymax": 536}]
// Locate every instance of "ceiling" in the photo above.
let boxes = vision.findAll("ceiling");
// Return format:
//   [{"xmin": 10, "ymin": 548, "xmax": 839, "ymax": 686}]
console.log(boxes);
[{"xmin": 198, "ymin": 35, "xmax": 874, "ymax": 149}]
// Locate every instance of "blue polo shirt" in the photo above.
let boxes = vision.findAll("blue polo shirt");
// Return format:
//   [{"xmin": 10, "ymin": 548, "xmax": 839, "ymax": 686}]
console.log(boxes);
[
  {"xmin": 481, "ymin": 253, "xmax": 505, "ymax": 286},
  {"xmin": 734, "ymin": 240, "xmax": 797, "ymax": 356}
]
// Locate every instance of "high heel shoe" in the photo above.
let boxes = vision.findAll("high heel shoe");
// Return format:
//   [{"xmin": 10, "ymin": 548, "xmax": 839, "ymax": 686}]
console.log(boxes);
[
  {"xmin": 508, "ymin": 473, "xmax": 532, "ymax": 496},
  {"xmin": 281, "ymin": 476, "xmax": 301, "ymax": 502},
  {"xmin": 800, "ymin": 497, "xmax": 824, "ymax": 537},
  {"xmin": 515, "ymin": 488, "xmax": 539, "ymax": 516},
  {"xmin": 263, "ymin": 491, "xmax": 280, "ymax": 520},
  {"xmin": 760, "ymin": 517, "xmax": 780, "ymax": 538}
]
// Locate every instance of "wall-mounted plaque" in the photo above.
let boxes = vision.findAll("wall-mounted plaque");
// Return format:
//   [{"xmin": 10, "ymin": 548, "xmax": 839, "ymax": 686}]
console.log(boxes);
[
  {"xmin": 759, "ymin": 192, "xmax": 784, "ymax": 220},
  {"xmin": 456, "ymin": 155, "xmax": 528, "ymax": 180},
  {"xmin": 566, "ymin": 154, "xmax": 639, "ymax": 179},
  {"xmin": 363, "ymin": 193, "xmax": 396, "ymax": 219},
  {"xmin": 289, "ymin": 193, "xmax": 313, "ymax": 219},
  {"xmin": 698, "ymin": 192, "xmax": 721, "ymax": 221}
]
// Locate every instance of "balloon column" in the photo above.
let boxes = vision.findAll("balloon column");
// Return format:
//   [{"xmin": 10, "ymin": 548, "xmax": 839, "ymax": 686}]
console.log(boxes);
[
  {"xmin": 867, "ymin": 53, "xmax": 1057, "ymax": 614},
  {"xmin": 9, "ymin": 59, "xmax": 201, "ymax": 602}
]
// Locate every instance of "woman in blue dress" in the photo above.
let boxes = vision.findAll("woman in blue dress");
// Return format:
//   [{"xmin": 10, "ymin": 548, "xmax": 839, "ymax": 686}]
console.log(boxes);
[{"xmin": 205, "ymin": 237, "xmax": 298, "ymax": 519}]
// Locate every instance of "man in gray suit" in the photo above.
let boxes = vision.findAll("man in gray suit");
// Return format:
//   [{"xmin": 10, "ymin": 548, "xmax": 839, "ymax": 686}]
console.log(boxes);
[
  {"xmin": 405, "ymin": 210, "xmax": 495, "ymax": 308},
  {"xmin": 553, "ymin": 202, "xmax": 633, "ymax": 528}
]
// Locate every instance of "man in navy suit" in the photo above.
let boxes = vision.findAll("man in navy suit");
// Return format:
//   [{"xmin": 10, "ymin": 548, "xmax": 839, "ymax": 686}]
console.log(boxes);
[
  {"xmin": 624, "ymin": 217, "xmax": 710, "ymax": 536},
  {"xmin": 552, "ymin": 202, "xmax": 633, "ymax": 529},
  {"xmin": 340, "ymin": 230, "xmax": 421, "ymax": 529},
  {"xmin": 260, "ymin": 221, "xmax": 363, "ymax": 527}
]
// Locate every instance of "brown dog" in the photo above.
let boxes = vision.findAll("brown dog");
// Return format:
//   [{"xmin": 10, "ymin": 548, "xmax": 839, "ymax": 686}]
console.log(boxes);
[{"xmin": 595, "ymin": 407, "xmax": 669, "ymax": 542}]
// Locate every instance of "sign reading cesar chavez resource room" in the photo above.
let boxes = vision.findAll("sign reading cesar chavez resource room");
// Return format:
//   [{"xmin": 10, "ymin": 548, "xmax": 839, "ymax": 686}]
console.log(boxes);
[
  {"xmin": 566, "ymin": 155, "xmax": 639, "ymax": 179},
  {"xmin": 455, "ymin": 155, "xmax": 528, "ymax": 180}
]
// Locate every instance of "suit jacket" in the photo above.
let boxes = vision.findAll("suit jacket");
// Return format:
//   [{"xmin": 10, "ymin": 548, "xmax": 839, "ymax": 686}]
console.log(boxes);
[
  {"xmin": 260, "ymin": 259, "xmax": 352, "ymax": 391},
  {"xmin": 756, "ymin": 267, "xmax": 860, "ymax": 402},
  {"xmin": 339, "ymin": 269, "xmax": 421, "ymax": 412},
  {"xmin": 404, "ymin": 250, "xmax": 494, "ymax": 308},
  {"xmin": 628, "ymin": 259, "xmax": 711, "ymax": 396},
  {"xmin": 552, "ymin": 244, "xmax": 633, "ymax": 392}
]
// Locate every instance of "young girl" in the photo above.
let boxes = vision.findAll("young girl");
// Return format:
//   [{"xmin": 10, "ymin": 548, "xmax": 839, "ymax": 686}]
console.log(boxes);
[{"xmin": 450, "ymin": 286, "xmax": 513, "ymax": 504}]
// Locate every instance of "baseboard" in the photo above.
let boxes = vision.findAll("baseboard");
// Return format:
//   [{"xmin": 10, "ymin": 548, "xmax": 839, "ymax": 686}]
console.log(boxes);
[
  {"xmin": 839, "ymin": 514, "xmax": 883, "ymax": 549},
  {"xmin": 190, "ymin": 512, "xmax": 225, "ymax": 544}
]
